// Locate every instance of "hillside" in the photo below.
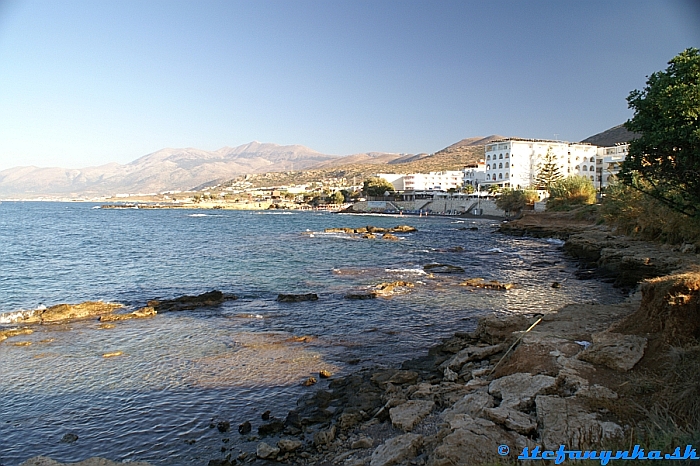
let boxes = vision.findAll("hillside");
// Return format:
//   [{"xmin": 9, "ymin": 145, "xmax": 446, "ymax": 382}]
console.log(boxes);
[
  {"xmin": 234, "ymin": 135, "xmax": 505, "ymax": 189},
  {"xmin": 581, "ymin": 124, "xmax": 638, "ymax": 146},
  {"xmin": 0, "ymin": 142, "xmax": 340, "ymax": 198}
]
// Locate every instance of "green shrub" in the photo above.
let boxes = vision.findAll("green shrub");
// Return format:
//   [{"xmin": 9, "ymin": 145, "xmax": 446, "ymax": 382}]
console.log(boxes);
[{"xmin": 547, "ymin": 176, "xmax": 597, "ymax": 211}]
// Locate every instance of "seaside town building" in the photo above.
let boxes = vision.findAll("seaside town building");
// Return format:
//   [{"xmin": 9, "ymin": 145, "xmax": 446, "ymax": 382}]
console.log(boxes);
[
  {"xmin": 378, "ymin": 171, "xmax": 465, "ymax": 192},
  {"xmin": 595, "ymin": 143, "xmax": 629, "ymax": 189}
]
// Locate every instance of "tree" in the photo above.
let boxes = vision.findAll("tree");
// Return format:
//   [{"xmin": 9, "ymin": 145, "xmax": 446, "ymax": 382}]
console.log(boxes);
[
  {"xmin": 330, "ymin": 191, "xmax": 345, "ymax": 204},
  {"xmin": 462, "ymin": 184, "xmax": 475, "ymax": 194},
  {"xmin": 487, "ymin": 184, "xmax": 501, "ymax": 195},
  {"xmin": 619, "ymin": 48, "xmax": 700, "ymax": 218},
  {"xmin": 535, "ymin": 148, "xmax": 563, "ymax": 189},
  {"xmin": 495, "ymin": 189, "xmax": 539, "ymax": 217},
  {"xmin": 362, "ymin": 177, "xmax": 395, "ymax": 197}
]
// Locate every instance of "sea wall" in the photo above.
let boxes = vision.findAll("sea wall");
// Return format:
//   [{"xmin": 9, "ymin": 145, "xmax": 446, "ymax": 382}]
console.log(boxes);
[{"xmin": 350, "ymin": 199, "xmax": 504, "ymax": 217}]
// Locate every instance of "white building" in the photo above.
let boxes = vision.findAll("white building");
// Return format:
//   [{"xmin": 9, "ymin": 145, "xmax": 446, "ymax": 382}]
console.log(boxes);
[
  {"xmin": 462, "ymin": 162, "xmax": 486, "ymax": 188},
  {"xmin": 596, "ymin": 143, "xmax": 629, "ymax": 189},
  {"xmin": 483, "ymin": 139, "xmax": 598, "ymax": 189},
  {"xmin": 378, "ymin": 171, "xmax": 464, "ymax": 192}
]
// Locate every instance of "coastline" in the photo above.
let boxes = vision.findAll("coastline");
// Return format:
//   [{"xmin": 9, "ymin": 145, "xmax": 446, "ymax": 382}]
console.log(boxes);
[{"xmin": 13, "ymin": 212, "xmax": 699, "ymax": 466}]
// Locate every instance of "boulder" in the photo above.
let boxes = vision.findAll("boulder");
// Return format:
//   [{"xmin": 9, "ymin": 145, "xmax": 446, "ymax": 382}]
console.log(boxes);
[
  {"xmin": 423, "ymin": 263, "xmax": 465, "ymax": 274},
  {"xmin": 472, "ymin": 314, "xmax": 530, "ymax": 344},
  {"xmin": 429, "ymin": 415, "xmax": 529, "ymax": 466},
  {"xmin": 99, "ymin": 306, "xmax": 156, "ymax": 322},
  {"xmin": 371, "ymin": 369, "xmax": 419, "ymax": 387},
  {"xmin": 442, "ymin": 343, "xmax": 507, "ymax": 371},
  {"xmin": 277, "ymin": 438, "xmax": 302, "ymax": 453},
  {"xmin": 148, "ymin": 290, "xmax": 235, "ymax": 312},
  {"xmin": 459, "ymin": 278, "xmax": 514, "ymax": 290},
  {"xmin": 488, "ymin": 372, "xmax": 556, "ymax": 410},
  {"xmin": 390, "ymin": 225, "xmax": 417, "ymax": 232},
  {"xmin": 578, "ymin": 332, "xmax": 647, "ymax": 372},
  {"xmin": 390, "ymin": 400, "xmax": 435, "ymax": 431},
  {"xmin": 256, "ymin": 441, "xmax": 280, "ymax": 460},
  {"xmin": 536, "ymin": 395, "xmax": 623, "ymax": 450},
  {"xmin": 276, "ymin": 293, "xmax": 319, "ymax": 303},
  {"xmin": 441, "ymin": 392, "xmax": 495, "ymax": 421},
  {"xmin": 345, "ymin": 292, "xmax": 377, "ymax": 300},
  {"xmin": 313, "ymin": 425, "xmax": 337, "ymax": 446},
  {"xmin": 382, "ymin": 233, "xmax": 399, "ymax": 241},
  {"xmin": 370, "ymin": 433, "xmax": 423, "ymax": 466},
  {"xmin": 482, "ymin": 406, "xmax": 537, "ymax": 435},
  {"xmin": 351, "ymin": 437, "xmax": 374, "ymax": 449}
]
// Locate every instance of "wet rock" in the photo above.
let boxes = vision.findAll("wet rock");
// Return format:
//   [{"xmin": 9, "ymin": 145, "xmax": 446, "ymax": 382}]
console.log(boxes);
[
  {"xmin": 277, "ymin": 293, "xmax": 319, "ymax": 303},
  {"xmin": 216, "ymin": 421, "xmax": 230, "ymax": 433},
  {"xmin": 60, "ymin": 433, "xmax": 79, "ymax": 443},
  {"xmin": 0, "ymin": 327, "xmax": 33, "ymax": 343},
  {"xmin": 423, "ymin": 263, "xmax": 465, "ymax": 274},
  {"xmin": 551, "ymin": 282, "xmax": 562, "ymax": 288},
  {"xmin": 472, "ymin": 314, "xmax": 530, "ymax": 344},
  {"xmin": 148, "ymin": 290, "xmax": 235, "ymax": 312},
  {"xmin": 362, "ymin": 233, "xmax": 377, "ymax": 239},
  {"xmin": 443, "ymin": 367, "xmax": 458, "ymax": 382},
  {"xmin": 278, "ymin": 438, "xmax": 302, "ymax": 453},
  {"xmin": 256, "ymin": 441, "xmax": 280, "ymax": 459},
  {"xmin": 345, "ymin": 292, "xmax": 377, "ymax": 300},
  {"xmin": 319, "ymin": 370, "xmax": 332, "ymax": 378},
  {"xmin": 261, "ymin": 410, "xmax": 271, "ymax": 420},
  {"xmin": 238, "ymin": 421, "xmax": 252, "ymax": 434},
  {"xmin": 371, "ymin": 369, "xmax": 419, "ymax": 387},
  {"xmin": 302, "ymin": 376, "xmax": 317, "ymax": 386},
  {"xmin": 536, "ymin": 395, "xmax": 623, "ymax": 450},
  {"xmin": 578, "ymin": 332, "xmax": 647, "ymax": 372},
  {"xmin": 390, "ymin": 225, "xmax": 417, "ymax": 233},
  {"xmin": 258, "ymin": 419, "xmax": 285, "ymax": 436},
  {"xmin": 482, "ymin": 406, "xmax": 537, "ymax": 435},
  {"xmin": 24, "ymin": 301, "xmax": 123, "ymax": 324},
  {"xmin": 488, "ymin": 372, "xmax": 556, "ymax": 410},
  {"xmin": 102, "ymin": 351, "xmax": 123, "ymax": 358},
  {"xmin": 381, "ymin": 233, "xmax": 399, "ymax": 241},
  {"xmin": 99, "ymin": 306, "xmax": 156, "ymax": 322},
  {"xmin": 459, "ymin": 278, "xmax": 514, "ymax": 290},
  {"xmin": 370, "ymin": 433, "xmax": 423, "ymax": 466},
  {"xmin": 390, "ymin": 400, "xmax": 435, "ymax": 431}
]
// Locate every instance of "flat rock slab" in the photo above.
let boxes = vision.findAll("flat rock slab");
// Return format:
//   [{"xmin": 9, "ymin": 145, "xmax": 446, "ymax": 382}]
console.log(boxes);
[
  {"xmin": 536, "ymin": 395, "xmax": 623, "ymax": 450},
  {"xmin": 430, "ymin": 414, "xmax": 529, "ymax": 466},
  {"xmin": 483, "ymin": 406, "xmax": 537, "ymax": 435},
  {"xmin": 442, "ymin": 343, "xmax": 507, "ymax": 371},
  {"xmin": 578, "ymin": 332, "xmax": 647, "ymax": 371},
  {"xmin": 441, "ymin": 391, "xmax": 495, "ymax": 421},
  {"xmin": 488, "ymin": 372, "xmax": 556, "ymax": 410},
  {"xmin": 370, "ymin": 433, "xmax": 423, "ymax": 466},
  {"xmin": 390, "ymin": 400, "xmax": 435, "ymax": 431}
]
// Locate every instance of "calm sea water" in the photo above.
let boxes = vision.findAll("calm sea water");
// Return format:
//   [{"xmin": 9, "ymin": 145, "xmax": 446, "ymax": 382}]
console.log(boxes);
[{"xmin": 0, "ymin": 202, "xmax": 623, "ymax": 465}]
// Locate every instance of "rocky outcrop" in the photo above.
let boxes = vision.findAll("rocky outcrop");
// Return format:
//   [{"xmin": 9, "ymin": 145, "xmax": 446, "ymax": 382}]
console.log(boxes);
[
  {"xmin": 147, "ymin": 290, "xmax": 235, "ymax": 312},
  {"xmin": 423, "ymin": 263, "xmax": 465, "ymax": 274},
  {"xmin": 370, "ymin": 433, "xmax": 423, "ymax": 466},
  {"xmin": 459, "ymin": 278, "xmax": 514, "ymax": 290},
  {"xmin": 99, "ymin": 306, "xmax": 156, "ymax": 322},
  {"xmin": 8, "ymin": 301, "xmax": 124, "ymax": 324},
  {"xmin": 276, "ymin": 293, "xmax": 319, "ymax": 303},
  {"xmin": 322, "ymin": 225, "xmax": 416, "ymax": 239},
  {"xmin": 577, "ymin": 332, "xmax": 647, "ymax": 371},
  {"xmin": 0, "ymin": 327, "xmax": 33, "ymax": 343}
]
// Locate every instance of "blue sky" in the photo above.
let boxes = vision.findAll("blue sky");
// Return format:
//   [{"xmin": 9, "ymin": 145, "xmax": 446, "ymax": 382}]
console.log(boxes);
[{"xmin": 0, "ymin": 0, "xmax": 698, "ymax": 170}]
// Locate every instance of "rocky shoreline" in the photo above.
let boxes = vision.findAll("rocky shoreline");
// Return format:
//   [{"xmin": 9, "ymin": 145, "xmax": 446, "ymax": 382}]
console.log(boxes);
[{"xmin": 15, "ymin": 214, "xmax": 700, "ymax": 466}]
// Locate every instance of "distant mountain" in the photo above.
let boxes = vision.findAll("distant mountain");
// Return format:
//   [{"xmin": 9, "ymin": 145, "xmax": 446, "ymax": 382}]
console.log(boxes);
[
  {"xmin": 581, "ymin": 124, "xmax": 638, "ymax": 147},
  {"xmin": 0, "ymin": 142, "xmax": 339, "ymax": 198},
  {"xmin": 310, "ymin": 151, "xmax": 415, "ymax": 169}
]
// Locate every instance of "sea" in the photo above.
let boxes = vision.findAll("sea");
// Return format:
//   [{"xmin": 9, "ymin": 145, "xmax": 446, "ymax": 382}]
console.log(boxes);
[{"xmin": 0, "ymin": 202, "xmax": 624, "ymax": 465}]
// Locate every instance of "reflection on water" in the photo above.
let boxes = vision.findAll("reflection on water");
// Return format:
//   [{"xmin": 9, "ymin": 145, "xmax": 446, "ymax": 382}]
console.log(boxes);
[{"xmin": 0, "ymin": 204, "xmax": 624, "ymax": 465}]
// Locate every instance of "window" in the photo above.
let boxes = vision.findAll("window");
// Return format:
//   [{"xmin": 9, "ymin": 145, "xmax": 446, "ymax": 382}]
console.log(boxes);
[
  {"xmin": 499, "ymin": 154, "xmax": 503, "ymax": 159},
  {"xmin": 505, "ymin": 162, "xmax": 509, "ymax": 168},
  {"xmin": 575, "ymin": 165, "xmax": 580, "ymax": 170},
  {"xmin": 499, "ymin": 163, "xmax": 503, "ymax": 169},
  {"xmin": 505, "ymin": 153, "xmax": 509, "ymax": 158},
  {"xmin": 590, "ymin": 165, "xmax": 595, "ymax": 171},
  {"xmin": 487, "ymin": 155, "xmax": 491, "ymax": 160},
  {"xmin": 505, "ymin": 173, "xmax": 509, "ymax": 178},
  {"xmin": 498, "ymin": 173, "xmax": 503, "ymax": 179},
  {"xmin": 590, "ymin": 175, "xmax": 594, "ymax": 181},
  {"xmin": 486, "ymin": 174, "xmax": 491, "ymax": 180},
  {"xmin": 589, "ymin": 157, "xmax": 595, "ymax": 162},
  {"xmin": 486, "ymin": 164, "xmax": 491, "ymax": 170},
  {"xmin": 582, "ymin": 166, "xmax": 588, "ymax": 171}
]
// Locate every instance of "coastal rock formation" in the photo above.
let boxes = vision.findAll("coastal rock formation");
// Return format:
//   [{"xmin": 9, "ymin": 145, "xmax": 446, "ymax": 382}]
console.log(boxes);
[
  {"xmin": 5, "ymin": 302, "xmax": 124, "ymax": 325},
  {"xmin": 577, "ymin": 332, "xmax": 647, "ymax": 371},
  {"xmin": 322, "ymin": 225, "xmax": 416, "ymax": 239},
  {"xmin": 423, "ymin": 263, "xmax": 465, "ymax": 274},
  {"xmin": 277, "ymin": 293, "xmax": 319, "ymax": 303},
  {"xmin": 148, "ymin": 290, "xmax": 236, "ymax": 312},
  {"xmin": 0, "ymin": 327, "xmax": 33, "ymax": 343},
  {"xmin": 99, "ymin": 306, "xmax": 156, "ymax": 322},
  {"xmin": 459, "ymin": 278, "xmax": 514, "ymax": 290}
]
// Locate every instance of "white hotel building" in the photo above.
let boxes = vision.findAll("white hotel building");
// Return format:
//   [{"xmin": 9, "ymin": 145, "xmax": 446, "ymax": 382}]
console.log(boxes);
[{"xmin": 483, "ymin": 139, "xmax": 599, "ymax": 189}]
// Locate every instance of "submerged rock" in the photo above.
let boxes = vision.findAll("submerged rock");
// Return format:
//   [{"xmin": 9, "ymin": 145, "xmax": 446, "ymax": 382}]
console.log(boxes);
[
  {"xmin": 277, "ymin": 293, "xmax": 319, "ymax": 303},
  {"xmin": 14, "ymin": 301, "xmax": 124, "ymax": 324},
  {"xmin": 459, "ymin": 278, "xmax": 514, "ymax": 290},
  {"xmin": 0, "ymin": 327, "xmax": 33, "ymax": 343},
  {"xmin": 148, "ymin": 290, "xmax": 235, "ymax": 312},
  {"xmin": 99, "ymin": 306, "xmax": 156, "ymax": 322},
  {"xmin": 423, "ymin": 263, "xmax": 465, "ymax": 274}
]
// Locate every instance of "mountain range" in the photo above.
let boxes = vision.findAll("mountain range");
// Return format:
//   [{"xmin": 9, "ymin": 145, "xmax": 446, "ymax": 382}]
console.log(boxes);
[{"xmin": 0, "ymin": 126, "xmax": 634, "ymax": 198}]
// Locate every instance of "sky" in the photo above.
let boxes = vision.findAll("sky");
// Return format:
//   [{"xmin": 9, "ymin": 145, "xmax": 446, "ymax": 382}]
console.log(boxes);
[{"xmin": 0, "ymin": 0, "xmax": 698, "ymax": 171}]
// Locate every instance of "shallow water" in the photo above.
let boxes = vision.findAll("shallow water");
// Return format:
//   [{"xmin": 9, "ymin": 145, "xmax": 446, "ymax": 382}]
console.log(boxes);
[{"xmin": 0, "ymin": 202, "xmax": 623, "ymax": 465}]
